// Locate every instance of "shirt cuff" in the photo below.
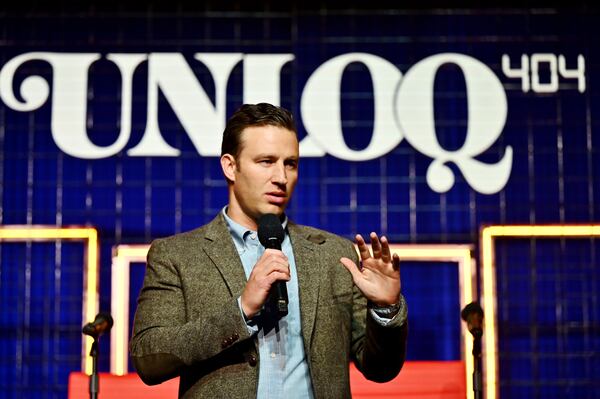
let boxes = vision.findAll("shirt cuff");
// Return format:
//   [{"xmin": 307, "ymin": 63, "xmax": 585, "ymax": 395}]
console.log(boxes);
[
  {"xmin": 368, "ymin": 293, "xmax": 408, "ymax": 327},
  {"xmin": 237, "ymin": 297, "xmax": 259, "ymax": 334}
]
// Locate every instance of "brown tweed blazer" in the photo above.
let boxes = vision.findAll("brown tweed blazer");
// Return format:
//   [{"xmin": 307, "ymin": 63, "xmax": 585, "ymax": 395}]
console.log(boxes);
[{"xmin": 130, "ymin": 213, "xmax": 407, "ymax": 398}]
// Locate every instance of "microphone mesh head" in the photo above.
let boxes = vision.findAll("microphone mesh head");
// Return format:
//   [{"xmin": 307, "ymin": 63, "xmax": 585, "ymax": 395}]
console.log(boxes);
[
  {"xmin": 461, "ymin": 302, "xmax": 484, "ymax": 321},
  {"xmin": 257, "ymin": 213, "xmax": 285, "ymax": 246},
  {"xmin": 97, "ymin": 312, "xmax": 114, "ymax": 329}
]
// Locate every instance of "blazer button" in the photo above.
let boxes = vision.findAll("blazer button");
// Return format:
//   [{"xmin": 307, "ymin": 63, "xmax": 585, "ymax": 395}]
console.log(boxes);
[
  {"xmin": 232, "ymin": 333, "xmax": 239, "ymax": 341},
  {"xmin": 248, "ymin": 355, "xmax": 257, "ymax": 367},
  {"xmin": 221, "ymin": 339, "xmax": 230, "ymax": 348}
]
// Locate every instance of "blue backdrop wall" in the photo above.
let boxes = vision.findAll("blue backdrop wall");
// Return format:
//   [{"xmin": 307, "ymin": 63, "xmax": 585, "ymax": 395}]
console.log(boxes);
[{"xmin": 0, "ymin": 3, "xmax": 599, "ymax": 398}]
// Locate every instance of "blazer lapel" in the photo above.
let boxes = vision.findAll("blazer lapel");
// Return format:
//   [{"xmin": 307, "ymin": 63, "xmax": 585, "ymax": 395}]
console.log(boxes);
[
  {"xmin": 201, "ymin": 215, "xmax": 323, "ymax": 350},
  {"xmin": 288, "ymin": 223, "xmax": 322, "ymax": 351},
  {"xmin": 202, "ymin": 214, "xmax": 247, "ymax": 297}
]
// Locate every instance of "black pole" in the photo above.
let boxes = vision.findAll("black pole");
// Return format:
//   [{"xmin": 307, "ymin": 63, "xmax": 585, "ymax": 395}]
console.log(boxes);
[
  {"xmin": 461, "ymin": 302, "xmax": 485, "ymax": 399},
  {"xmin": 472, "ymin": 332, "xmax": 483, "ymax": 399},
  {"xmin": 89, "ymin": 338, "xmax": 99, "ymax": 399},
  {"xmin": 82, "ymin": 312, "xmax": 113, "ymax": 399}
]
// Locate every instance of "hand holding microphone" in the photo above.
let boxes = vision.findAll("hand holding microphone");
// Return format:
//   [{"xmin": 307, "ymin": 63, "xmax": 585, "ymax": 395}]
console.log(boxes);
[
  {"xmin": 257, "ymin": 214, "xmax": 288, "ymax": 316},
  {"xmin": 240, "ymin": 214, "xmax": 289, "ymax": 319}
]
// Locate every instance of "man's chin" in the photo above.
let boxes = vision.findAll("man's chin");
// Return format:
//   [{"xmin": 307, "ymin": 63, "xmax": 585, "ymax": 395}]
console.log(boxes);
[{"xmin": 261, "ymin": 203, "xmax": 286, "ymax": 216}]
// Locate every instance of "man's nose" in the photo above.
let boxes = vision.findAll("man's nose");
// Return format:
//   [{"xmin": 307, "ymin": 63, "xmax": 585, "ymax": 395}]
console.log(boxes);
[{"xmin": 271, "ymin": 162, "xmax": 288, "ymax": 185}]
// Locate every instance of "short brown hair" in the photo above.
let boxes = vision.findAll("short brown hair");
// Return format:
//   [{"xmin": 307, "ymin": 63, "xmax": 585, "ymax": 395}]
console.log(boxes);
[{"xmin": 221, "ymin": 103, "xmax": 297, "ymax": 158}]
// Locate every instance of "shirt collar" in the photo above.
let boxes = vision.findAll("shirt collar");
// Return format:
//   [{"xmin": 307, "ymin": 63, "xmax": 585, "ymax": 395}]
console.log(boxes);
[{"xmin": 222, "ymin": 206, "xmax": 288, "ymax": 250}]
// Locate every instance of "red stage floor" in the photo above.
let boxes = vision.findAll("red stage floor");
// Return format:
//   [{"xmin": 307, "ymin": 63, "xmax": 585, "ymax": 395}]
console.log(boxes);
[{"xmin": 69, "ymin": 361, "xmax": 466, "ymax": 398}]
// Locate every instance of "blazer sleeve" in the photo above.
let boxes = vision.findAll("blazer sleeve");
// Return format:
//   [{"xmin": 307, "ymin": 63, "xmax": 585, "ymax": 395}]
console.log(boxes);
[
  {"xmin": 129, "ymin": 238, "xmax": 253, "ymax": 385},
  {"xmin": 347, "ymin": 241, "xmax": 409, "ymax": 383}
]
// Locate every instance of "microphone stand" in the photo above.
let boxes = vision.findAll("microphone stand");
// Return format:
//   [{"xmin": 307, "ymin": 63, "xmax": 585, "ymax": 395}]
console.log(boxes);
[
  {"xmin": 461, "ymin": 302, "xmax": 484, "ymax": 399},
  {"xmin": 89, "ymin": 337, "xmax": 99, "ymax": 399},
  {"xmin": 82, "ymin": 312, "xmax": 113, "ymax": 399},
  {"xmin": 472, "ymin": 330, "xmax": 483, "ymax": 399}
]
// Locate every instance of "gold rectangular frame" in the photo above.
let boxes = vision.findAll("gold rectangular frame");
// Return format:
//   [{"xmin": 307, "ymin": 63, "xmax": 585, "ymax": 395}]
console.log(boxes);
[
  {"xmin": 389, "ymin": 244, "xmax": 475, "ymax": 399},
  {"xmin": 480, "ymin": 225, "xmax": 600, "ymax": 399},
  {"xmin": 0, "ymin": 226, "xmax": 99, "ymax": 374}
]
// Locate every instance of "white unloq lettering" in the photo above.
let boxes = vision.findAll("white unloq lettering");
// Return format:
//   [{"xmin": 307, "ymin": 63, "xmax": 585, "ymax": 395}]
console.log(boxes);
[
  {"xmin": 0, "ymin": 52, "xmax": 52, "ymax": 111},
  {"xmin": 300, "ymin": 53, "xmax": 403, "ymax": 160},
  {"xmin": 0, "ymin": 52, "xmax": 147, "ymax": 159},
  {"xmin": 127, "ymin": 53, "xmax": 242, "ymax": 157},
  {"xmin": 243, "ymin": 54, "xmax": 294, "ymax": 106},
  {"xmin": 395, "ymin": 53, "xmax": 512, "ymax": 194},
  {"xmin": 52, "ymin": 53, "xmax": 145, "ymax": 159},
  {"xmin": 0, "ymin": 51, "xmax": 518, "ymax": 194}
]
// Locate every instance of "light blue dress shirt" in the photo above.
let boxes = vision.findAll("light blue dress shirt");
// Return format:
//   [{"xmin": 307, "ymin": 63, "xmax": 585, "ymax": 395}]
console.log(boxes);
[
  {"xmin": 222, "ymin": 208, "xmax": 408, "ymax": 398},
  {"xmin": 223, "ymin": 209, "xmax": 313, "ymax": 398}
]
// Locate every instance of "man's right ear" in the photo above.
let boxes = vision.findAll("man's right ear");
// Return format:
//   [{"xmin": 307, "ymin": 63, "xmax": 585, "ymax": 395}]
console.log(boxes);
[{"xmin": 220, "ymin": 154, "xmax": 236, "ymax": 182}]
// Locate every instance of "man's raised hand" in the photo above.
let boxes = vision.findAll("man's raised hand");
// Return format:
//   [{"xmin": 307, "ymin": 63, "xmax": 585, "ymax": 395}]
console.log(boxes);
[{"xmin": 340, "ymin": 232, "xmax": 401, "ymax": 306}]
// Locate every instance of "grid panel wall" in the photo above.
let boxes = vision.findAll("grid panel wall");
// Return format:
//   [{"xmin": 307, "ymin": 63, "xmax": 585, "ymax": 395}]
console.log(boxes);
[
  {"xmin": 0, "ymin": 242, "xmax": 88, "ymax": 398},
  {"xmin": 496, "ymin": 239, "xmax": 600, "ymax": 399},
  {"xmin": 0, "ymin": 3, "xmax": 599, "ymax": 398}
]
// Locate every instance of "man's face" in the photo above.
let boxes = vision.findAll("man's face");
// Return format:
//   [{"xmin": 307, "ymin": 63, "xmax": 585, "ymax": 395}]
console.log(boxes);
[{"xmin": 222, "ymin": 125, "xmax": 299, "ymax": 228}]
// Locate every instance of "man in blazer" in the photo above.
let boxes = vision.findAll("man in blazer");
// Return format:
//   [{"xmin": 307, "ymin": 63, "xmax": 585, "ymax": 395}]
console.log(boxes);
[{"xmin": 130, "ymin": 103, "xmax": 408, "ymax": 398}]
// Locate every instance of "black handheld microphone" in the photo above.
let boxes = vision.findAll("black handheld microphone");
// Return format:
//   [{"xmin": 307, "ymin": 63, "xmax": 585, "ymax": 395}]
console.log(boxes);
[
  {"xmin": 461, "ymin": 302, "xmax": 484, "ymax": 339},
  {"xmin": 82, "ymin": 312, "xmax": 114, "ymax": 338},
  {"xmin": 258, "ymin": 213, "xmax": 288, "ymax": 316}
]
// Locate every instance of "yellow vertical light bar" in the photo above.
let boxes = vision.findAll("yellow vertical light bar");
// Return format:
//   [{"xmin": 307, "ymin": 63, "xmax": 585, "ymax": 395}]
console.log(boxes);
[
  {"xmin": 111, "ymin": 254, "xmax": 129, "ymax": 375},
  {"xmin": 84, "ymin": 228, "xmax": 99, "ymax": 375},
  {"xmin": 481, "ymin": 228, "xmax": 497, "ymax": 399},
  {"xmin": 458, "ymin": 248, "xmax": 475, "ymax": 399},
  {"xmin": 389, "ymin": 244, "xmax": 475, "ymax": 399},
  {"xmin": 0, "ymin": 226, "xmax": 99, "ymax": 375},
  {"xmin": 110, "ymin": 245, "xmax": 150, "ymax": 375}
]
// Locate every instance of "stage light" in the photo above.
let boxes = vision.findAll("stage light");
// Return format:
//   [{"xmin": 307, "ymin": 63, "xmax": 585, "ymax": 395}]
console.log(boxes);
[
  {"xmin": 0, "ymin": 226, "xmax": 99, "ymax": 374},
  {"xmin": 387, "ymin": 244, "xmax": 475, "ymax": 399},
  {"xmin": 110, "ymin": 245, "xmax": 150, "ymax": 376},
  {"xmin": 480, "ymin": 224, "xmax": 600, "ymax": 399}
]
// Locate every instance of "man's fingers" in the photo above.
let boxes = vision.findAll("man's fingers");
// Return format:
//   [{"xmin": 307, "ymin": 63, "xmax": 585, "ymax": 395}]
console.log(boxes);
[
  {"xmin": 260, "ymin": 258, "xmax": 290, "ymax": 276},
  {"xmin": 370, "ymin": 232, "xmax": 382, "ymax": 258},
  {"xmin": 392, "ymin": 253, "xmax": 400, "ymax": 271},
  {"xmin": 249, "ymin": 259, "xmax": 289, "ymax": 288},
  {"xmin": 262, "ymin": 249, "xmax": 288, "ymax": 260},
  {"xmin": 355, "ymin": 234, "xmax": 371, "ymax": 260},
  {"xmin": 267, "ymin": 271, "xmax": 291, "ymax": 285},
  {"xmin": 381, "ymin": 236, "xmax": 392, "ymax": 263},
  {"xmin": 266, "ymin": 263, "xmax": 290, "ymax": 275},
  {"xmin": 340, "ymin": 257, "xmax": 363, "ymax": 282},
  {"xmin": 254, "ymin": 250, "xmax": 289, "ymax": 273}
]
